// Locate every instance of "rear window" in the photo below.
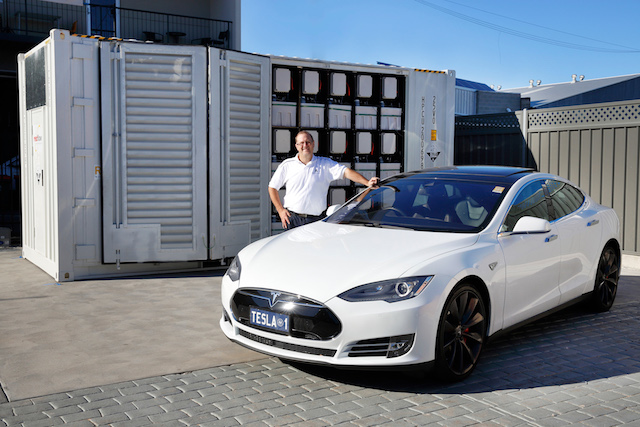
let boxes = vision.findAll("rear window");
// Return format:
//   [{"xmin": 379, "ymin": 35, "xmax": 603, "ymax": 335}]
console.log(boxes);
[{"xmin": 546, "ymin": 180, "xmax": 585, "ymax": 219}]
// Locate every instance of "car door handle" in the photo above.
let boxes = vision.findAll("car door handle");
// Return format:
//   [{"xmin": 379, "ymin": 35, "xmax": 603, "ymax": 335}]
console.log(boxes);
[
  {"xmin": 587, "ymin": 219, "xmax": 600, "ymax": 227},
  {"xmin": 545, "ymin": 234, "xmax": 558, "ymax": 243}
]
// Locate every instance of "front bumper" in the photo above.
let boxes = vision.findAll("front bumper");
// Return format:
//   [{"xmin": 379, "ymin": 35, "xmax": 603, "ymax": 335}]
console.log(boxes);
[{"xmin": 219, "ymin": 277, "xmax": 442, "ymax": 368}]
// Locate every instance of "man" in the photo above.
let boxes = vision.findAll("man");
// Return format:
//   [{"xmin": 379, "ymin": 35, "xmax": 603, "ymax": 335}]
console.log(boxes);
[{"xmin": 268, "ymin": 130, "xmax": 379, "ymax": 229}]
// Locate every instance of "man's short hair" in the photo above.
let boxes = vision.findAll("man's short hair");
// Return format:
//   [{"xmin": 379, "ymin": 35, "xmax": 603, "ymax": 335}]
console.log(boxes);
[{"xmin": 295, "ymin": 130, "xmax": 314, "ymax": 142}]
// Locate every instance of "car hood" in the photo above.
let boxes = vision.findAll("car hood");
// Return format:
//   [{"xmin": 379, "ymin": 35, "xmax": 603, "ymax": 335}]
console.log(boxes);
[{"xmin": 238, "ymin": 221, "xmax": 479, "ymax": 303}]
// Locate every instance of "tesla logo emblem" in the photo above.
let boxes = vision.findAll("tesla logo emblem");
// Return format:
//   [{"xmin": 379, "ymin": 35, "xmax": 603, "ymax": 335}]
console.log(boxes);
[{"xmin": 269, "ymin": 292, "xmax": 281, "ymax": 308}]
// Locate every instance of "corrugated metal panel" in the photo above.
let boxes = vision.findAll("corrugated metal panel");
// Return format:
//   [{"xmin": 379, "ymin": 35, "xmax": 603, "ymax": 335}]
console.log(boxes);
[
  {"xmin": 208, "ymin": 50, "xmax": 270, "ymax": 260},
  {"xmin": 526, "ymin": 101, "xmax": 640, "ymax": 253},
  {"xmin": 125, "ymin": 53, "xmax": 196, "ymax": 248},
  {"xmin": 101, "ymin": 42, "xmax": 208, "ymax": 263},
  {"xmin": 455, "ymin": 100, "xmax": 640, "ymax": 254},
  {"xmin": 454, "ymin": 113, "xmax": 524, "ymax": 166},
  {"xmin": 228, "ymin": 58, "xmax": 264, "ymax": 239},
  {"xmin": 455, "ymin": 87, "xmax": 476, "ymax": 116}
]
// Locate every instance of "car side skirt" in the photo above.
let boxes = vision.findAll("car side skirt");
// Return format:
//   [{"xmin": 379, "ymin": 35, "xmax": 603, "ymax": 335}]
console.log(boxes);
[{"xmin": 488, "ymin": 293, "xmax": 591, "ymax": 343}]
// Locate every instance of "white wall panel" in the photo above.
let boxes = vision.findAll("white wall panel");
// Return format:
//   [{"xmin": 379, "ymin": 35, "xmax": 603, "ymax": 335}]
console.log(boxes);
[
  {"xmin": 209, "ymin": 49, "xmax": 270, "ymax": 259},
  {"xmin": 101, "ymin": 42, "xmax": 208, "ymax": 263}
]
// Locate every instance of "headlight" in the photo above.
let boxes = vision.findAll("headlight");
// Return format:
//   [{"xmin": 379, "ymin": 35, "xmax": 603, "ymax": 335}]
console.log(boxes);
[
  {"xmin": 338, "ymin": 276, "xmax": 433, "ymax": 303},
  {"xmin": 226, "ymin": 257, "xmax": 241, "ymax": 282}
]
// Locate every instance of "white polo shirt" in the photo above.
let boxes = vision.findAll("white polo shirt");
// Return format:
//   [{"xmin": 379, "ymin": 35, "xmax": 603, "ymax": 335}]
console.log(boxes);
[{"xmin": 269, "ymin": 155, "xmax": 346, "ymax": 215}]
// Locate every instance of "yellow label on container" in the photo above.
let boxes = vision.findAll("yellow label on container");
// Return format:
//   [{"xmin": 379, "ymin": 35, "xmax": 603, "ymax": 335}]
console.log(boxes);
[{"xmin": 431, "ymin": 130, "xmax": 437, "ymax": 141}]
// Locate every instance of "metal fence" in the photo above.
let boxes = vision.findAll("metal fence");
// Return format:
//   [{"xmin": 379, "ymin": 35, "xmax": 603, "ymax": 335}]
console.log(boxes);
[
  {"xmin": 1, "ymin": 0, "xmax": 84, "ymax": 37},
  {"xmin": 0, "ymin": 0, "xmax": 231, "ymax": 47},
  {"xmin": 455, "ymin": 112, "xmax": 530, "ymax": 167},
  {"xmin": 92, "ymin": 5, "xmax": 232, "ymax": 47},
  {"xmin": 455, "ymin": 99, "xmax": 640, "ymax": 255}
]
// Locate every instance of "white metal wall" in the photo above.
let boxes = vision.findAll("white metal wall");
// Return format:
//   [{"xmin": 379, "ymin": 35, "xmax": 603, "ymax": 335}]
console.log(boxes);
[
  {"xmin": 100, "ymin": 42, "xmax": 208, "ymax": 263},
  {"xmin": 18, "ymin": 31, "xmax": 102, "ymax": 281},
  {"xmin": 209, "ymin": 49, "xmax": 270, "ymax": 259}
]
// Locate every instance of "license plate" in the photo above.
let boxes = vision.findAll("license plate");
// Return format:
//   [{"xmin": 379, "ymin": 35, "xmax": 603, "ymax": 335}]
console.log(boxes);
[{"xmin": 250, "ymin": 307, "xmax": 289, "ymax": 333}]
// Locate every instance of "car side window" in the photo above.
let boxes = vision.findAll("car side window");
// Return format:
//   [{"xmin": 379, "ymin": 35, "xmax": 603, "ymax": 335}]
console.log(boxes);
[
  {"xmin": 502, "ymin": 181, "xmax": 550, "ymax": 232},
  {"xmin": 546, "ymin": 180, "xmax": 585, "ymax": 220}
]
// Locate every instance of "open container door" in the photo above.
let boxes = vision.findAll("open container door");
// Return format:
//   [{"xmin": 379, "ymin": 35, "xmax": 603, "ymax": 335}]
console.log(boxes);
[
  {"xmin": 209, "ymin": 49, "xmax": 271, "ymax": 260},
  {"xmin": 100, "ymin": 41, "xmax": 208, "ymax": 264}
]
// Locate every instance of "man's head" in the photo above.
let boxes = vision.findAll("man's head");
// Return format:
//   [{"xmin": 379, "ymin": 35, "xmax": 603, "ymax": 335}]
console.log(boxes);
[{"xmin": 295, "ymin": 131, "xmax": 315, "ymax": 158}]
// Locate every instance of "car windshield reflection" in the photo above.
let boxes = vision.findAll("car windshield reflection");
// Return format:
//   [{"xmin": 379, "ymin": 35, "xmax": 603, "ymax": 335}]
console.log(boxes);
[{"xmin": 326, "ymin": 177, "xmax": 509, "ymax": 232}]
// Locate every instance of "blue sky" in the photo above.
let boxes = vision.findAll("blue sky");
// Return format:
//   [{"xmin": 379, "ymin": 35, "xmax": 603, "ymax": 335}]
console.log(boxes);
[{"xmin": 241, "ymin": 0, "xmax": 640, "ymax": 90}]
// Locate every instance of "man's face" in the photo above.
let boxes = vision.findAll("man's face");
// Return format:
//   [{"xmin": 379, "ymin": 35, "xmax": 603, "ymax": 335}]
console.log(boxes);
[{"xmin": 295, "ymin": 133, "xmax": 314, "ymax": 155}]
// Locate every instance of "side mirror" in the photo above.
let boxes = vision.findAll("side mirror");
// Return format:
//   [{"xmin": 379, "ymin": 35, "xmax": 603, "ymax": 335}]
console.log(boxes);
[
  {"xmin": 512, "ymin": 216, "xmax": 551, "ymax": 234},
  {"xmin": 325, "ymin": 204, "xmax": 341, "ymax": 217}
]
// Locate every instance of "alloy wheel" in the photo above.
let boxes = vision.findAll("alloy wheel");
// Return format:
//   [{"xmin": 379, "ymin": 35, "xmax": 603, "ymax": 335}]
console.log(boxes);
[
  {"xmin": 436, "ymin": 285, "xmax": 486, "ymax": 381},
  {"xmin": 592, "ymin": 247, "xmax": 619, "ymax": 312}
]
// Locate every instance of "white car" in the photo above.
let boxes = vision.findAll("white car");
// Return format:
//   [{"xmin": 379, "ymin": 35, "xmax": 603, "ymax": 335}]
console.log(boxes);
[{"xmin": 220, "ymin": 166, "xmax": 620, "ymax": 381}]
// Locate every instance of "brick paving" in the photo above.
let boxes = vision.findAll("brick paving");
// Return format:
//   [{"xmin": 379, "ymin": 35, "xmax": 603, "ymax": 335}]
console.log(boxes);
[{"xmin": 2, "ymin": 295, "xmax": 640, "ymax": 426}]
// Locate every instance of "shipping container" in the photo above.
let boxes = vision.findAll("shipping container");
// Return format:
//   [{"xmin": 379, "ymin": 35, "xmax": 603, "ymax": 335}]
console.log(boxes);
[{"xmin": 18, "ymin": 29, "xmax": 455, "ymax": 281}]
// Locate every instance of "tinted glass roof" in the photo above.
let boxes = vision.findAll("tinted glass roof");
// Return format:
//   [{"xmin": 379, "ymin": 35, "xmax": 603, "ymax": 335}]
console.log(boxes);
[{"xmin": 394, "ymin": 166, "xmax": 535, "ymax": 185}]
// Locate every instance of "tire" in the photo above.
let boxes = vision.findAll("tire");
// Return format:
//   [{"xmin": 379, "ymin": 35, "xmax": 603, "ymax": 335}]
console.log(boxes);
[
  {"xmin": 590, "ymin": 246, "xmax": 619, "ymax": 312},
  {"xmin": 434, "ymin": 284, "xmax": 487, "ymax": 382}
]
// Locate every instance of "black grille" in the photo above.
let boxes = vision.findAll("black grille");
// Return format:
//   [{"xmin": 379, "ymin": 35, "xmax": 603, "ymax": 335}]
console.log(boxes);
[
  {"xmin": 239, "ymin": 329, "xmax": 336, "ymax": 357},
  {"xmin": 231, "ymin": 288, "xmax": 342, "ymax": 340}
]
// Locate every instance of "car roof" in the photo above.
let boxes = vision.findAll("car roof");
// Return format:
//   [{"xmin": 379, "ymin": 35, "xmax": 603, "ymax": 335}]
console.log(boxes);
[{"xmin": 392, "ymin": 166, "xmax": 536, "ymax": 185}]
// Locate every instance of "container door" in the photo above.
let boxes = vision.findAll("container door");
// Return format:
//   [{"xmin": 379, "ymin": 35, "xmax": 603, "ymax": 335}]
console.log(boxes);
[
  {"xmin": 100, "ymin": 42, "xmax": 208, "ymax": 263},
  {"xmin": 209, "ymin": 49, "xmax": 271, "ymax": 260}
]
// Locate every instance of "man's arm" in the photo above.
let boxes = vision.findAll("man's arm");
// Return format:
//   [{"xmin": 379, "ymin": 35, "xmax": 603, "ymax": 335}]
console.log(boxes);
[
  {"xmin": 344, "ymin": 168, "xmax": 379, "ymax": 187},
  {"xmin": 268, "ymin": 186, "xmax": 291, "ymax": 228}
]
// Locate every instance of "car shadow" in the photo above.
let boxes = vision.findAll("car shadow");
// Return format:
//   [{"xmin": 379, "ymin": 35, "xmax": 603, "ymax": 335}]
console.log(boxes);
[{"xmin": 286, "ymin": 275, "xmax": 640, "ymax": 394}]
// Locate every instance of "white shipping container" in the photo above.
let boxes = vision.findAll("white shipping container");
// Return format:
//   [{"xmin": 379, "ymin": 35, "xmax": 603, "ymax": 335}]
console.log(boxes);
[
  {"xmin": 19, "ymin": 30, "xmax": 455, "ymax": 281},
  {"xmin": 18, "ymin": 30, "xmax": 271, "ymax": 281},
  {"xmin": 405, "ymin": 69, "xmax": 456, "ymax": 171}
]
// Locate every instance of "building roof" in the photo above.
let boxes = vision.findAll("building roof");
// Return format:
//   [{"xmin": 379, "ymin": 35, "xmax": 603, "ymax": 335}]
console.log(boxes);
[
  {"xmin": 456, "ymin": 78, "xmax": 494, "ymax": 92},
  {"xmin": 501, "ymin": 74, "xmax": 640, "ymax": 108}
]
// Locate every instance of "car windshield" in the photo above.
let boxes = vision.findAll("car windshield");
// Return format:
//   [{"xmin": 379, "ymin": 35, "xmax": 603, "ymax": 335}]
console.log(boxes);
[{"xmin": 326, "ymin": 176, "xmax": 509, "ymax": 232}]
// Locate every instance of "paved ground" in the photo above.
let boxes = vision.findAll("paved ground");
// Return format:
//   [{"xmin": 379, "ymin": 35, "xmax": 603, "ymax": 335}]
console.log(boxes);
[
  {"xmin": 0, "ymin": 248, "xmax": 262, "ymax": 401},
  {"xmin": 2, "ymin": 246, "xmax": 640, "ymax": 426}
]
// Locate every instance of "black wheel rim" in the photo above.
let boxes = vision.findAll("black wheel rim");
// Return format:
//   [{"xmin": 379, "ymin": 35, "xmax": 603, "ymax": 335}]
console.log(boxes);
[
  {"xmin": 596, "ymin": 248, "xmax": 619, "ymax": 308},
  {"xmin": 442, "ymin": 290, "xmax": 486, "ymax": 376}
]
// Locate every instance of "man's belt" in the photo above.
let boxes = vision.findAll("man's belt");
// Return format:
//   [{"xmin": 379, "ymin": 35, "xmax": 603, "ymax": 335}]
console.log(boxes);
[{"xmin": 289, "ymin": 211, "xmax": 321, "ymax": 219}]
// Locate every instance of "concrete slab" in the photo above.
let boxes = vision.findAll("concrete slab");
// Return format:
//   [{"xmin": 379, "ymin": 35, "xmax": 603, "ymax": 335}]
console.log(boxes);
[{"xmin": 0, "ymin": 247, "xmax": 263, "ymax": 401}]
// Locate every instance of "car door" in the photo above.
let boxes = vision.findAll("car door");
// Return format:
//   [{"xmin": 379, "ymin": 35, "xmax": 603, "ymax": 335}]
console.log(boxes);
[
  {"xmin": 498, "ymin": 180, "xmax": 561, "ymax": 329},
  {"xmin": 546, "ymin": 180, "xmax": 602, "ymax": 303}
]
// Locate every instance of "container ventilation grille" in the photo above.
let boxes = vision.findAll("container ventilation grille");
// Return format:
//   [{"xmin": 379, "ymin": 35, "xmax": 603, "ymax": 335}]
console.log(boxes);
[
  {"xmin": 227, "ymin": 58, "xmax": 264, "ymax": 241},
  {"xmin": 124, "ymin": 53, "xmax": 195, "ymax": 249}
]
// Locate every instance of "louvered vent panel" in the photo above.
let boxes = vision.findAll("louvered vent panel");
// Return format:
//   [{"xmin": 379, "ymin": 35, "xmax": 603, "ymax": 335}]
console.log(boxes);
[
  {"xmin": 228, "ymin": 60, "xmax": 263, "ymax": 240},
  {"xmin": 124, "ymin": 53, "xmax": 195, "ymax": 249}
]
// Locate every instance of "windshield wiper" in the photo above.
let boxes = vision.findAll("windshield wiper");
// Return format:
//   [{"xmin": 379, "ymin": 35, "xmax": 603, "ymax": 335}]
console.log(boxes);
[{"xmin": 344, "ymin": 219, "xmax": 408, "ymax": 230}]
